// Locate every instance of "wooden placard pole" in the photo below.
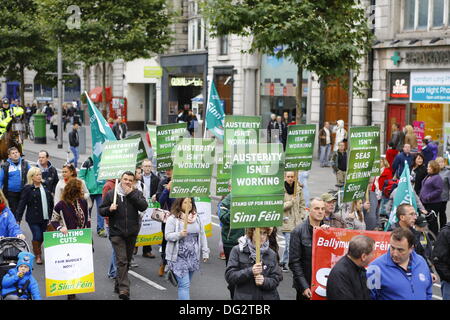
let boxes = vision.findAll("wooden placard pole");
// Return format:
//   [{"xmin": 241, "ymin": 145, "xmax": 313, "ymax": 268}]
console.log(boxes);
[
  {"xmin": 255, "ymin": 227, "xmax": 261, "ymax": 264},
  {"xmin": 294, "ymin": 171, "xmax": 299, "ymax": 198},
  {"xmin": 113, "ymin": 179, "xmax": 119, "ymax": 206}
]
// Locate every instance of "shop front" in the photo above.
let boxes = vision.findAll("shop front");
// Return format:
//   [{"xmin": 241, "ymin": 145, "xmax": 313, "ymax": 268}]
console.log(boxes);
[{"xmin": 160, "ymin": 53, "xmax": 207, "ymax": 124}]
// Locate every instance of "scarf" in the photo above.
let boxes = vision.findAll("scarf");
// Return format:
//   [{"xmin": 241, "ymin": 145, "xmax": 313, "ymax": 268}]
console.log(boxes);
[
  {"xmin": 0, "ymin": 202, "xmax": 5, "ymax": 213},
  {"xmin": 39, "ymin": 184, "xmax": 49, "ymax": 220},
  {"xmin": 238, "ymin": 235, "xmax": 270, "ymax": 263},
  {"xmin": 285, "ymin": 181, "xmax": 295, "ymax": 195}
]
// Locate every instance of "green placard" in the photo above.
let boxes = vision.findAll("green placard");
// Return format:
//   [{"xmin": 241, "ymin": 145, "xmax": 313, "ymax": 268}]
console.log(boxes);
[
  {"xmin": 215, "ymin": 152, "xmax": 230, "ymax": 196},
  {"xmin": 156, "ymin": 123, "xmax": 188, "ymax": 171},
  {"xmin": 98, "ymin": 139, "xmax": 140, "ymax": 180},
  {"xmin": 349, "ymin": 126, "xmax": 380, "ymax": 176},
  {"xmin": 125, "ymin": 134, "xmax": 148, "ymax": 167},
  {"xmin": 171, "ymin": 138, "xmax": 216, "ymax": 198},
  {"xmin": 230, "ymin": 143, "xmax": 284, "ymax": 228},
  {"xmin": 343, "ymin": 149, "xmax": 376, "ymax": 202},
  {"xmin": 285, "ymin": 124, "xmax": 317, "ymax": 171},
  {"xmin": 223, "ymin": 115, "xmax": 261, "ymax": 155}
]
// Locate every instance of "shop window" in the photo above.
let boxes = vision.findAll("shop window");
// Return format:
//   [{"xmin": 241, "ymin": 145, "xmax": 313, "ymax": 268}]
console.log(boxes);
[
  {"xmin": 411, "ymin": 103, "xmax": 447, "ymax": 144},
  {"xmin": 403, "ymin": 0, "xmax": 450, "ymax": 30}
]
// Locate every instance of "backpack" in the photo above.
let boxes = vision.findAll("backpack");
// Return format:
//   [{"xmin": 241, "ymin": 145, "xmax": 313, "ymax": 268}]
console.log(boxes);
[{"xmin": 382, "ymin": 178, "xmax": 399, "ymax": 199}]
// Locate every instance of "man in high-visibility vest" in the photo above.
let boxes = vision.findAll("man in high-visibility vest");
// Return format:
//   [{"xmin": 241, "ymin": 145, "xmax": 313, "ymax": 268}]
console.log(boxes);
[{"xmin": 0, "ymin": 97, "xmax": 24, "ymax": 137}]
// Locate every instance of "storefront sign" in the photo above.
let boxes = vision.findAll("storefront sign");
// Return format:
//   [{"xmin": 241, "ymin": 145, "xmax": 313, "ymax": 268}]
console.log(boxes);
[
  {"xmin": 144, "ymin": 66, "xmax": 163, "ymax": 78},
  {"xmin": 170, "ymin": 77, "xmax": 203, "ymax": 87},
  {"xmin": 410, "ymin": 71, "xmax": 450, "ymax": 103},
  {"xmin": 311, "ymin": 228, "xmax": 391, "ymax": 300},
  {"xmin": 285, "ymin": 124, "xmax": 317, "ymax": 171},
  {"xmin": 343, "ymin": 149, "xmax": 376, "ymax": 202},
  {"xmin": 406, "ymin": 50, "xmax": 450, "ymax": 65},
  {"xmin": 389, "ymin": 72, "xmax": 410, "ymax": 100},
  {"xmin": 171, "ymin": 138, "xmax": 216, "ymax": 198},
  {"xmin": 98, "ymin": 139, "xmax": 140, "ymax": 180},
  {"xmin": 349, "ymin": 126, "xmax": 380, "ymax": 176},
  {"xmin": 44, "ymin": 229, "xmax": 95, "ymax": 297},
  {"xmin": 230, "ymin": 144, "xmax": 284, "ymax": 229},
  {"xmin": 413, "ymin": 121, "xmax": 425, "ymax": 151}
]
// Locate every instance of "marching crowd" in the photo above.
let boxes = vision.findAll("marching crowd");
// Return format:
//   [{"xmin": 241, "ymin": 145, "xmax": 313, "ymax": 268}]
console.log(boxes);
[{"xmin": 0, "ymin": 117, "xmax": 450, "ymax": 301}]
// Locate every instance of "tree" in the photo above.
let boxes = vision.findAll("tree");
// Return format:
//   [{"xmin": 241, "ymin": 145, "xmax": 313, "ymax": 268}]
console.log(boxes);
[
  {"xmin": 37, "ymin": 0, "xmax": 175, "ymax": 114},
  {"xmin": 0, "ymin": 0, "xmax": 55, "ymax": 105},
  {"xmin": 202, "ymin": 0, "xmax": 374, "ymax": 124}
]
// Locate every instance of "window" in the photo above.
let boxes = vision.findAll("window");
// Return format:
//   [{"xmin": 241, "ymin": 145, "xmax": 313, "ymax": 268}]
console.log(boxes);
[
  {"xmin": 219, "ymin": 35, "xmax": 229, "ymax": 56},
  {"xmin": 188, "ymin": 17, "xmax": 205, "ymax": 51},
  {"xmin": 403, "ymin": 0, "xmax": 450, "ymax": 30}
]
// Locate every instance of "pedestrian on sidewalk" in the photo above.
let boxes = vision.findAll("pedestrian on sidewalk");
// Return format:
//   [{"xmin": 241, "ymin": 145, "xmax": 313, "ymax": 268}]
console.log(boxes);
[
  {"xmin": 16, "ymin": 167, "xmax": 53, "ymax": 265},
  {"xmin": 281, "ymin": 171, "xmax": 306, "ymax": 273},
  {"xmin": 50, "ymin": 111, "xmax": 58, "ymax": 140},
  {"xmin": 54, "ymin": 163, "xmax": 91, "ymax": 207},
  {"xmin": 36, "ymin": 150, "xmax": 59, "ymax": 196},
  {"xmin": 331, "ymin": 141, "xmax": 347, "ymax": 187},
  {"xmin": 99, "ymin": 171, "xmax": 148, "ymax": 300},
  {"xmin": 68, "ymin": 122, "xmax": 80, "ymax": 168},
  {"xmin": 225, "ymin": 227, "xmax": 282, "ymax": 300},
  {"xmin": 79, "ymin": 156, "xmax": 106, "ymax": 238},
  {"xmin": 0, "ymin": 147, "xmax": 31, "ymax": 220},
  {"xmin": 112, "ymin": 116, "xmax": 128, "ymax": 140},
  {"xmin": 50, "ymin": 178, "xmax": 90, "ymax": 300},
  {"xmin": 319, "ymin": 122, "xmax": 332, "ymax": 167},
  {"xmin": 327, "ymin": 235, "xmax": 375, "ymax": 300},
  {"xmin": 165, "ymin": 197, "xmax": 210, "ymax": 300},
  {"xmin": 436, "ymin": 156, "xmax": 450, "ymax": 231}
]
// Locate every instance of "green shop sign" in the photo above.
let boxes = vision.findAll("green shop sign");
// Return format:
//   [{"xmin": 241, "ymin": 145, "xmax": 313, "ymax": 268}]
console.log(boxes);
[
  {"xmin": 285, "ymin": 124, "xmax": 316, "ymax": 171},
  {"xmin": 171, "ymin": 138, "xmax": 216, "ymax": 198},
  {"xmin": 343, "ymin": 149, "xmax": 376, "ymax": 202}
]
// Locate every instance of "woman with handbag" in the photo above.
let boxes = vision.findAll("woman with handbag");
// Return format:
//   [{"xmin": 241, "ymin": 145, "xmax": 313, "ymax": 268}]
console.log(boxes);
[
  {"xmin": 16, "ymin": 167, "xmax": 53, "ymax": 265},
  {"xmin": 165, "ymin": 197, "xmax": 209, "ymax": 300},
  {"xmin": 50, "ymin": 178, "xmax": 90, "ymax": 300}
]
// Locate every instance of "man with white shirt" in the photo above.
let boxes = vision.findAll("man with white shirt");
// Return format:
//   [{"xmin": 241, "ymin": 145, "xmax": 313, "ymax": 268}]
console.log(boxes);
[
  {"xmin": 140, "ymin": 159, "xmax": 160, "ymax": 258},
  {"xmin": 319, "ymin": 122, "xmax": 332, "ymax": 167}
]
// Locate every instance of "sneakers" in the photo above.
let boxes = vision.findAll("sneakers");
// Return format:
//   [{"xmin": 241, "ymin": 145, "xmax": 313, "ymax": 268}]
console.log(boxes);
[
  {"xmin": 219, "ymin": 252, "xmax": 226, "ymax": 260},
  {"xmin": 97, "ymin": 229, "xmax": 107, "ymax": 238},
  {"xmin": 130, "ymin": 258, "xmax": 138, "ymax": 268},
  {"xmin": 280, "ymin": 263, "xmax": 289, "ymax": 273}
]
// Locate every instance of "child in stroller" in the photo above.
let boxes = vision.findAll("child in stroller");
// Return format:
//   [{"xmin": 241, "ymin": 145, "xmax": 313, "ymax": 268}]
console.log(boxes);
[{"xmin": 0, "ymin": 237, "xmax": 41, "ymax": 300}]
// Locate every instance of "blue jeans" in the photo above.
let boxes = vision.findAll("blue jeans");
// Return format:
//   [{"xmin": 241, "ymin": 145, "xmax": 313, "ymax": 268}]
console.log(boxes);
[
  {"xmin": 320, "ymin": 144, "xmax": 331, "ymax": 166},
  {"xmin": 69, "ymin": 146, "xmax": 79, "ymax": 168},
  {"xmin": 175, "ymin": 271, "xmax": 194, "ymax": 300},
  {"xmin": 90, "ymin": 194, "xmax": 104, "ymax": 232},
  {"xmin": 106, "ymin": 227, "xmax": 117, "ymax": 278},
  {"xmin": 281, "ymin": 232, "xmax": 291, "ymax": 265},
  {"xmin": 442, "ymin": 280, "xmax": 450, "ymax": 300},
  {"xmin": 28, "ymin": 222, "xmax": 47, "ymax": 242}
]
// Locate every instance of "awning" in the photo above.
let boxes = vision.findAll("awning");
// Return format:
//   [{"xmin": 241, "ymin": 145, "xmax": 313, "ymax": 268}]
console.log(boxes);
[
  {"xmin": 89, "ymin": 87, "xmax": 112, "ymax": 103},
  {"xmin": 191, "ymin": 94, "xmax": 203, "ymax": 102}
]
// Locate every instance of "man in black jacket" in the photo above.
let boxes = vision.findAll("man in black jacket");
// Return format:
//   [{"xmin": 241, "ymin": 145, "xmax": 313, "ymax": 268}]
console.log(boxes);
[
  {"xmin": 68, "ymin": 122, "xmax": 80, "ymax": 168},
  {"xmin": 99, "ymin": 171, "xmax": 148, "ymax": 300},
  {"xmin": 36, "ymin": 150, "xmax": 59, "ymax": 195},
  {"xmin": 326, "ymin": 235, "xmax": 375, "ymax": 300},
  {"xmin": 289, "ymin": 197, "xmax": 327, "ymax": 300},
  {"xmin": 432, "ymin": 222, "xmax": 450, "ymax": 300}
]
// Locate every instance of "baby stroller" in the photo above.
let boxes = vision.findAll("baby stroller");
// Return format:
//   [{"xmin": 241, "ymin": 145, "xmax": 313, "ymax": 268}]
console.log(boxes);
[{"xmin": 0, "ymin": 237, "xmax": 31, "ymax": 300}]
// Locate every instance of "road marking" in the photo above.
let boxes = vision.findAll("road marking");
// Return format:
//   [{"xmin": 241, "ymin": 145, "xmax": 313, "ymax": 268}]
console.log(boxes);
[
  {"xmin": 128, "ymin": 270, "xmax": 167, "ymax": 291},
  {"xmin": 433, "ymin": 295, "xmax": 443, "ymax": 300}
]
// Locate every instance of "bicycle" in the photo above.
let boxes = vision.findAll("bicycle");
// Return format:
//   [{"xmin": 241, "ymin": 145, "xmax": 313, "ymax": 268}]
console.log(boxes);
[{"xmin": 24, "ymin": 118, "xmax": 34, "ymax": 141}]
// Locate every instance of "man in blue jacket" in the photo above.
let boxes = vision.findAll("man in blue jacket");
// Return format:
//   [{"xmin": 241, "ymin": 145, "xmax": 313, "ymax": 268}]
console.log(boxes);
[
  {"xmin": 367, "ymin": 227, "xmax": 432, "ymax": 300},
  {"xmin": 0, "ymin": 147, "xmax": 31, "ymax": 221},
  {"xmin": 392, "ymin": 143, "xmax": 412, "ymax": 178}
]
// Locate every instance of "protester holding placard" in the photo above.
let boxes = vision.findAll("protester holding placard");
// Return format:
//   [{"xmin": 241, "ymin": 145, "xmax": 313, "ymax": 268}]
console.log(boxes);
[
  {"xmin": 225, "ymin": 227, "xmax": 282, "ymax": 300},
  {"xmin": 50, "ymin": 178, "xmax": 91, "ymax": 300},
  {"xmin": 165, "ymin": 197, "xmax": 209, "ymax": 300},
  {"xmin": 281, "ymin": 172, "xmax": 306, "ymax": 272},
  {"xmin": 326, "ymin": 235, "xmax": 375, "ymax": 300},
  {"xmin": 16, "ymin": 167, "xmax": 53, "ymax": 265},
  {"xmin": 99, "ymin": 171, "xmax": 148, "ymax": 300},
  {"xmin": 289, "ymin": 198, "xmax": 327, "ymax": 300}
]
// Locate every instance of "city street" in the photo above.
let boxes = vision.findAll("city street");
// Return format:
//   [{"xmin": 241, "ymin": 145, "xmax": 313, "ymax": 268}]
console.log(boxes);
[{"xmin": 16, "ymin": 128, "xmax": 445, "ymax": 300}]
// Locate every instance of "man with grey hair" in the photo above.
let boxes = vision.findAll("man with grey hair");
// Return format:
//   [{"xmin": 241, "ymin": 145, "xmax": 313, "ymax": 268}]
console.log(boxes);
[{"xmin": 326, "ymin": 235, "xmax": 375, "ymax": 300}]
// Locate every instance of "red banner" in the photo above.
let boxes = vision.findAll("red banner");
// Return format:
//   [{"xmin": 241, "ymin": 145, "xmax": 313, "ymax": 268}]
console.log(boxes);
[{"xmin": 311, "ymin": 228, "xmax": 391, "ymax": 300}]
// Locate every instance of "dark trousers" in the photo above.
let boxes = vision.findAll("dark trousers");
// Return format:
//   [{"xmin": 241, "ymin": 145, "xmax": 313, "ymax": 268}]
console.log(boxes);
[
  {"xmin": 110, "ymin": 235, "xmax": 138, "ymax": 293},
  {"xmin": 439, "ymin": 201, "xmax": 448, "ymax": 231},
  {"xmin": 424, "ymin": 202, "xmax": 441, "ymax": 236},
  {"xmin": 7, "ymin": 191, "xmax": 21, "ymax": 221},
  {"xmin": 224, "ymin": 245, "xmax": 235, "ymax": 299},
  {"xmin": 161, "ymin": 222, "xmax": 167, "ymax": 265}
]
